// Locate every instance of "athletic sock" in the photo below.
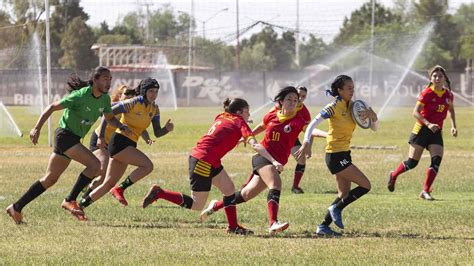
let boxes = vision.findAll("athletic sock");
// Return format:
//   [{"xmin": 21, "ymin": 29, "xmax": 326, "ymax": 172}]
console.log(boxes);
[
  {"xmin": 391, "ymin": 162, "xmax": 406, "ymax": 179},
  {"xmin": 267, "ymin": 189, "xmax": 280, "ymax": 225},
  {"xmin": 65, "ymin": 173, "xmax": 92, "ymax": 202},
  {"xmin": 423, "ymin": 168, "xmax": 437, "ymax": 192},
  {"xmin": 335, "ymin": 187, "xmax": 370, "ymax": 210},
  {"xmin": 79, "ymin": 195, "xmax": 93, "ymax": 208},
  {"xmin": 321, "ymin": 197, "xmax": 341, "ymax": 226},
  {"xmin": 293, "ymin": 164, "xmax": 305, "ymax": 188},
  {"xmin": 157, "ymin": 188, "xmax": 193, "ymax": 209},
  {"xmin": 118, "ymin": 176, "xmax": 134, "ymax": 190},
  {"xmin": 223, "ymin": 194, "xmax": 238, "ymax": 228},
  {"xmin": 13, "ymin": 180, "xmax": 46, "ymax": 212}
]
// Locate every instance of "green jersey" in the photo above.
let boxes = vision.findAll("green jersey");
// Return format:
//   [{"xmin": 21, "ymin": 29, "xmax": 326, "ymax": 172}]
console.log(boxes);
[{"xmin": 59, "ymin": 86, "xmax": 112, "ymax": 138}]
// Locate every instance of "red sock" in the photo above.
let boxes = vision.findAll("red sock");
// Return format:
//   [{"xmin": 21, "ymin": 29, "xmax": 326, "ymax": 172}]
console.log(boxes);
[
  {"xmin": 213, "ymin": 199, "xmax": 224, "ymax": 211},
  {"xmin": 224, "ymin": 205, "xmax": 238, "ymax": 228},
  {"xmin": 293, "ymin": 171, "xmax": 303, "ymax": 188},
  {"xmin": 391, "ymin": 162, "xmax": 407, "ymax": 179},
  {"xmin": 157, "ymin": 189, "xmax": 183, "ymax": 206},
  {"xmin": 423, "ymin": 168, "xmax": 437, "ymax": 192},
  {"xmin": 241, "ymin": 173, "xmax": 254, "ymax": 189},
  {"xmin": 267, "ymin": 200, "xmax": 279, "ymax": 225}
]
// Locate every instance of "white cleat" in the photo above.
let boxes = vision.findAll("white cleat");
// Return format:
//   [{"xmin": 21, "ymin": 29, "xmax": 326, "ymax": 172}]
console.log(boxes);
[
  {"xmin": 268, "ymin": 220, "xmax": 289, "ymax": 234},
  {"xmin": 200, "ymin": 199, "xmax": 218, "ymax": 222}
]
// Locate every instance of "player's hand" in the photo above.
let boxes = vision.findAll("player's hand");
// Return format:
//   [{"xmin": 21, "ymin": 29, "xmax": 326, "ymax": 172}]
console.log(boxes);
[
  {"xmin": 294, "ymin": 142, "xmax": 310, "ymax": 160},
  {"xmin": 97, "ymin": 137, "xmax": 106, "ymax": 149},
  {"xmin": 427, "ymin": 123, "xmax": 440, "ymax": 133},
  {"xmin": 164, "ymin": 119, "xmax": 174, "ymax": 132},
  {"xmin": 272, "ymin": 161, "xmax": 284, "ymax": 173},
  {"xmin": 360, "ymin": 107, "xmax": 377, "ymax": 122},
  {"xmin": 29, "ymin": 127, "xmax": 40, "ymax": 145},
  {"xmin": 451, "ymin": 127, "xmax": 458, "ymax": 137},
  {"xmin": 121, "ymin": 124, "xmax": 133, "ymax": 135}
]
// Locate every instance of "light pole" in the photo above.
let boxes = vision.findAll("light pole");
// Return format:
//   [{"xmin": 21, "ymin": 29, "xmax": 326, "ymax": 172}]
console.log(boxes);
[{"xmin": 199, "ymin": 8, "xmax": 228, "ymax": 39}]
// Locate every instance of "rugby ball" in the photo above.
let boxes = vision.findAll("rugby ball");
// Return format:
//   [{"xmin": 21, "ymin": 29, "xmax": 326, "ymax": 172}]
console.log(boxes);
[{"xmin": 351, "ymin": 100, "xmax": 371, "ymax": 129}]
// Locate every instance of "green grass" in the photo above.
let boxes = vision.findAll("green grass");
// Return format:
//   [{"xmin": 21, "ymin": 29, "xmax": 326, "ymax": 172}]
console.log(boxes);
[{"xmin": 0, "ymin": 106, "xmax": 473, "ymax": 264}]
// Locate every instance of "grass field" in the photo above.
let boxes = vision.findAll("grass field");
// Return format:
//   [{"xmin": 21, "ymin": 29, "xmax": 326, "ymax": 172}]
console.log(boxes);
[{"xmin": 0, "ymin": 106, "xmax": 473, "ymax": 264}]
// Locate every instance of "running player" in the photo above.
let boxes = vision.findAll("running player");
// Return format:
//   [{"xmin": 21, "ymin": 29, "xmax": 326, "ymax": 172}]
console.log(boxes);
[
  {"xmin": 79, "ymin": 78, "xmax": 173, "ymax": 212},
  {"xmin": 387, "ymin": 65, "xmax": 457, "ymax": 200},
  {"xmin": 295, "ymin": 75, "xmax": 378, "ymax": 236},
  {"xmin": 6, "ymin": 67, "xmax": 128, "ymax": 223},
  {"xmin": 141, "ymin": 98, "xmax": 281, "ymax": 235},
  {"xmin": 200, "ymin": 86, "xmax": 310, "ymax": 234},
  {"xmin": 84, "ymin": 85, "xmax": 138, "ymax": 197}
]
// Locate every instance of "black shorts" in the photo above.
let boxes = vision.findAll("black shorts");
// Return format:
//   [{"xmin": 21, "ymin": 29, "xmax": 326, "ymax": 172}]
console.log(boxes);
[
  {"xmin": 89, "ymin": 131, "xmax": 109, "ymax": 152},
  {"xmin": 53, "ymin": 127, "xmax": 81, "ymax": 158},
  {"xmin": 108, "ymin": 133, "xmax": 137, "ymax": 157},
  {"xmin": 189, "ymin": 156, "xmax": 223, "ymax": 192},
  {"xmin": 325, "ymin": 151, "xmax": 352, "ymax": 175},
  {"xmin": 408, "ymin": 126, "xmax": 443, "ymax": 149},
  {"xmin": 293, "ymin": 138, "xmax": 302, "ymax": 148},
  {"xmin": 251, "ymin": 154, "xmax": 273, "ymax": 175}
]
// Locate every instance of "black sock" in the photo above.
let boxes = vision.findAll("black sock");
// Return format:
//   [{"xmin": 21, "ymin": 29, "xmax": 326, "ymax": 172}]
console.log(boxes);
[
  {"xmin": 180, "ymin": 194, "xmax": 194, "ymax": 209},
  {"xmin": 65, "ymin": 173, "xmax": 92, "ymax": 202},
  {"xmin": 223, "ymin": 194, "xmax": 235, "ymax": 207},
  {"xmin": 321, "ymin": 197, "xmax": 341, "ymax": 226},
  {"xmin": 232, "ymin": 191, "xmax": 246, "ymax": 205},
  {"xmin": 335, "ymin": 186, "xmax": 370, "ymax": 210},
  {"xmin": 13, "ymin": 180, "xmax": 46, "ymax": 212},
  {"xmin": 118, "ymin": 177, "xmax": 134, "ymax": 190},
  {"xmin": 82, "ymin": 187, "xmax": 93, "ymax": 198},
  {"xmin": 79, "ymin": 195, "xmax": 93, "ymax": 208}
]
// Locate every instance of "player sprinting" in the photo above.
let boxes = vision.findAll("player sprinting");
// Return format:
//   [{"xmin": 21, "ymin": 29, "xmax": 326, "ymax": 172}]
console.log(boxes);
[
  {"xmin": 78, "ymin": 78, "xmax": 173, "ymax": 214},
  {"xmin": 295, "ymin": 75, "xmax": 378, "ymax": 236},
  {"xmin": 387, "ymin": 65, "xmax": 457, "ymax": 200},
  {"xmin": 200, "ymin": 86, "xmax": 310, "ymax": 234},
  {"xmin": 142, "ymin": 98, "xmax": 281, "ymax": 235}
]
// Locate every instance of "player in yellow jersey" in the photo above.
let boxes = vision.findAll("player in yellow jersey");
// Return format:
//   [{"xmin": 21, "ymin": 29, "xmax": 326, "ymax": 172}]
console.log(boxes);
[
  {"xmin": 296, "ymin": 75, "xmax": 378, "ymax": 236},
  {"xmin": 79, "ymin": 78, "xmax": 173, "ymax": 212},
  {"xmin": 82, "ymin": 85, "xmax": 139, "ymax": 198}
]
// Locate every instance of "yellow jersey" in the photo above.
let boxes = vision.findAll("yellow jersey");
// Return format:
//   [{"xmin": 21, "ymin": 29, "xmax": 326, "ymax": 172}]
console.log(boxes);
[
  {"xmin": 94, "ymin": 102, "xmax": 120, "ymax": 145},
  {"xmin": 116, "ymin": 96, "xmax": 160, "ymax": 142},
  {"xmin": 321, "ymin": 97, "xmax": 356, "ymax": 153}
]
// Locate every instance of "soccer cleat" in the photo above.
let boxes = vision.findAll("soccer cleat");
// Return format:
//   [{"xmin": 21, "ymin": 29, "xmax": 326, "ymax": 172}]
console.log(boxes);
[
  {"xmin": 227, "ymin": 225, "xmax": 254, "ymax": 235},
  {"xmin": 419, "ymin": 191, "xmax": 435, "ymax": 201},
  {"xmin": 328, "ymin": 204, "xmax": 344, "ymax": 229},
  {"xmin": 6, "ymin": 204, "xmax": 24, "ymax": 224},
  {"xmin": 268, "ymin": 220, "xmax": 289, "ymax": 234},
  {"xmin": 387, "ymin": 172, "xmax": 396, "ymax": 192},
  {"xmin": 61, "ymin": 200, "xmax": 87, "ymax": 221},
  {"xmin": 142, "ymin": 184, "xmax": 163, "ymax": 208},
  {"xmin": 316, "ymin": 224, "xmax": 342, "ymax": 237},
  {"xmin": 200, "ymin": 199, "xmax": 218, "ymax": 221},
  {"xmin": 110, "ymin": 186, "xmax": 128, "ymax": 206},
  {"xmin": 291, "ymin": 186, "xmax": 304, "ymax": 194}
]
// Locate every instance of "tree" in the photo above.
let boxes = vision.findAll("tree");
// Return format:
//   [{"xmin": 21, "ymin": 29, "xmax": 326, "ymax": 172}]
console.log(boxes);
[
  {"xmin": 194, "ymin": 38, "xmax": 234, "ymax": 71},
  {"xmin": 299, "ymin": 34, "xmax": 329, "ymax": 67},
  {"xmin": 59, "ymin": 16, "xmax": 97, "ymax": 70},
  {"xmin": 50, "ymin": 0, "xmax": 90, "ymax": 68},
  {"xmin": 453, "ymin": 3, "xmax": 474, "ymax": 62},
  {"xmin": 333, "ymin": 2, "xmax": 402, "ymax": 46},
  {"xmin": 240, "ymin": 42, "xmax": 276, "ymax": 72}
]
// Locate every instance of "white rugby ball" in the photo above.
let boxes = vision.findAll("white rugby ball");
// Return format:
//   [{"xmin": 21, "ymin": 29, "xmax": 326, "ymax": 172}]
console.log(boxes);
[{"xmin": 351, "ymin": 100, "xmax": 371, "ymax": 129}]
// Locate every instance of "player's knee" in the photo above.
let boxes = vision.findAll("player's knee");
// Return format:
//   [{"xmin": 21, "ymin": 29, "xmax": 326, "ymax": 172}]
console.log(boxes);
[
  {"xmin": 430, "ymin": 156, "xmax": 442, "ymax": 173},
  {"xmin": 404, "ymin": 158, "xmax": 419, "ymax": 170},
  {"xmin": 88, "ymin": 158, "xmax": 101, "ymax": 176}
]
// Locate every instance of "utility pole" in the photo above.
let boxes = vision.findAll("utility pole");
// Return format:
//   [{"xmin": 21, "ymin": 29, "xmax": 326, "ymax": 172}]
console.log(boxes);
[
  {"xmin": 369, "ymin": 0, "xmax": 375, "ymax": 93},
  {"xmin": 295, "ymin": 0, "xmax": 300, "ymax": 68},
  {"xmin": 186, "ymin": 0, "xmax": 194, "ymax": 106},
  {"xmin": 45, "ymin": 0, "xmax": 52, "ymax": 146},
  {"xmin": 236, "ymin": 0, "xmax": 240, "ymax": 71}
]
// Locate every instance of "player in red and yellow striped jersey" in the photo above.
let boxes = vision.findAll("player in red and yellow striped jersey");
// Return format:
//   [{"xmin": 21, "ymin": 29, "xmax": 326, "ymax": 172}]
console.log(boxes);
[
  {"xmin": 388, "ymin": 65, "xmax": 458, "ymax": 200},
  {"xmin": 201, "ymin": 87, "xmax": 309, "ymax": 234},
  {"xmin": 142, "ymin": 98, "xmax": 280, "ymax": 235}
]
